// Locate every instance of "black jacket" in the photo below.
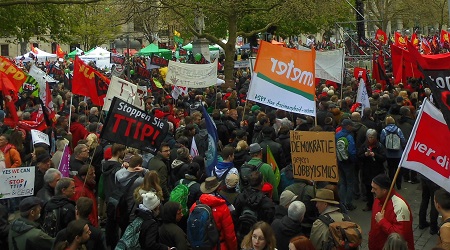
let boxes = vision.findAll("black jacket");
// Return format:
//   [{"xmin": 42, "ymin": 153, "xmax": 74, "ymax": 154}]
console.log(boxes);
[
  {"xmin": 357, "ymin": 141, "xmax": 387, "ymax": 183},
  {"xmin": 260, "ymin": 136, "xmax": 285, "ymax": 168},
  {"xmin": 101, "ymin": 160, "xmax": 122, "ymax": 201},
  {"xmin": 233, "ymin": 188, "xmax": 275, "ymax": 225},
  {"xmin": 276, "ymin": 134, "xmax": 291, "ymax": 165},
  {"xmin": 271, "ymin": 216, "xmax": 304, "ymax": 250},
  {"xmin": 42, "ymin": 195, "xmax": 76, "ymax": 234},
  {"xmin": 36, "ymin": 184, "xmax": 54, "ymax": 203},
  {"xmin": 135, "ymin": 208, "xmax": 168, "ymax": 250},
  {"xmin": 53, "ymin": 220, "xmax": 106, "ymax": 250}
]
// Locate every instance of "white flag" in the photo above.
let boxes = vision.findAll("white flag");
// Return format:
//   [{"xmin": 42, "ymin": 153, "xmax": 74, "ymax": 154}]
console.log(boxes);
[
  {"xmin": 190, "ymin": 137, "xmax": 199, "ymax": 157},
  {"xmin": 356, "ymin": 78, "xmax": 370, "ymax": 116}
]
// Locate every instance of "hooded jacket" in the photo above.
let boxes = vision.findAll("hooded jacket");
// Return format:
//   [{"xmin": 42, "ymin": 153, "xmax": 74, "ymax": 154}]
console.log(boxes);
[
  {"xmin": 147, "ymin": 154, "xmax": 170, "ymax": 200},
  {"xmin": 233, "ymin": 187, "xmax": 275, "ymax": 225},
  {"xmin": 115, "ymin": 168, "xmax": 146, "ymax": 222},
  {"xmin": 8, "ymin": 217, "xmax": 54, "ymax": 250},
  {"xmin": 101, "ymin": 160, "xmax": 122, "ymax": 201},
  {"xmin": 170, "ymin": 159, "xmax": 189, "ymax": 184},
  {"xmin": 190, "ymin": 194, "xmax": 237, "ymax": 250},
  {"xmin": 159, "ymin": 202, "xmax": 190, "ymax": 250},
  {"xmin": 380, "ymin": 124, "xmax": 406, "ymax": 158},
  {"xmin": 135, "ymin": 207, "xmax": 168, "ymax": 250},
  {"xmin": 42, "ymin": 195, "xmax": 76, "ymax": 234},
  {"xmin": 213, "ymin": 161, "xmax": 238, "ymax": 180},
  {"xmin": 271, "ymin": 216, "xmax": 303, "ymax": 250}
]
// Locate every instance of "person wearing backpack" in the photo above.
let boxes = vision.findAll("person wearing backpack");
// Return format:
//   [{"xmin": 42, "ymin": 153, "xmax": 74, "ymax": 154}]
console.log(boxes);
[
  {"xmin": 41, "ymin": 177, "xmax": 76, "ymax": 238},
  {"xmin": 380, "ymin": 116, "xmax": 406, "ymax": 190},
  {"xmin": 159, "ymin": 201, "xmax": 190, "ymax": 250},
  {"xmin": 310, "ymin": 188, "xmax": 355, "ymax": 250},
  {"xmin": 434, "ymin": 188, "xmax": 450, "ymax": 249},
  {"xmin": 115, "ymin": 155, "xmax": 149, "ymax": 232},
  {"xmin": 170, "ymin": 147, "xmax": 191, "ymax": 185},
  {"xmin": 335, "ymin": 119, "xmax": 357, "ymax": 211},
  {"xmin": 233, "ymin": 171, "xmax": 275, "ymax": 245},
  {"xmin": 368, "ymin": 174, "xmax": 414, "ymax": 250},
  {"xmin": 188, "ymin": 176, "xmax": 237, "ymax": 250},
  {"xmin": 244, "ymin": 143, "xmax": 279, "ymax": 202}
]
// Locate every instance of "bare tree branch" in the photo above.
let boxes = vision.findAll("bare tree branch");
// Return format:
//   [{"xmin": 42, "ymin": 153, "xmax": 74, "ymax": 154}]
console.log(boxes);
[
  {"xmin": 237, "ymin": 20, "xmax": 281, "ymax": 37},
  {"xmin": 0, "ymin": 0, "xmax": 102, "ymax": 7}
]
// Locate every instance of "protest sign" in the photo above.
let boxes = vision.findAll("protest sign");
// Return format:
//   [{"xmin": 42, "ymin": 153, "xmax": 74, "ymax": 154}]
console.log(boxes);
[
  {"xmin": 400, "ymin": 98, "xmax": 450, "ymax": 192},
  {"xmin": 101, "ymin": 97, "xmax": 169, "ymax": 153},
  {"xmin": 151, "ymin": 55, "xmax": 169, "ymax": 67},
  {"xmin": 248, "ymin": 41, "xmax": 316, "ymax": 116},
  {"xmin": 166, "ymin": 60, "xmax": 218, "ymax": 88},
  {"xmin": 0, "ymin": 167, "xmax": 35, "ymax": 199},
  {"xmin": 31, "ymin": 129, "xmax": 50, "ymax": 145},
  {"xmin": 290, "ymin": 131, "xmax": 339, "ymax": 182},
  {"xmin": 103, "ymin": 76, "xmax": 146, "ymax": 111},
  {"xmin": 234, "ymin": 60, "xmax": 250, "ymax": 68}
]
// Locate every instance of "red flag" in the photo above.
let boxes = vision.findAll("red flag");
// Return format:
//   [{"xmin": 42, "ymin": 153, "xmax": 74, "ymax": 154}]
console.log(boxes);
[
  {"xmin": 372, "ymin": 52, "xmax": 388, "ymax": 90},
  {"xmin": 411, "ymin": 33, "xmax": 419, "ymax": 48},
  {"xmin": 0, "ymin": 72, "xmax": 19, "ymax": 126},
  {"xmin": 394, "ymin": 32, "xmax": 407, "ymax": 48},
  {"xmin": 440, "ymin": 30, "xmax": 450, "ymax": 44},
  {"xmin": 399, "ymin": 99, "xmax": 450, "ymax": 190},
  {"xmin": 375, "ymin": 29, "xmax": 387, "ymax": 45},
  {"xmin": 0, "ymin": 56, "xmax": 27, "ymax": 91},
  {"xmin": 353, "ymin": 67, "xmax": 367, "ymax": 82},
  {"xmin": 56, "ymin": 44, "xmax": 65, "ymax": 58},
  {"xmin": 73, "ymin": 56, "xmax": 110, "ymax": 106},
  {"xmin": 421, "ymin": 38, "xmax": 432, "ymax": 55},
  {"xmin": 390, "ymin": 44, "xmax": 423, "ymax": 84},
  {"xmin": 31, "ymin": 44, "xmax": 38, "ymax": 54}
]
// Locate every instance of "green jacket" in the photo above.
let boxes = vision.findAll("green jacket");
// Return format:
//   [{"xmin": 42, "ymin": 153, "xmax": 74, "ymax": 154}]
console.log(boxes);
[
  {"xmin": 8, "ymin": 217, "xmax": 54, "ymax": 250},
  {"xmin": 247, "ymin": 157, "xmax": 279, "ymax": 202}
]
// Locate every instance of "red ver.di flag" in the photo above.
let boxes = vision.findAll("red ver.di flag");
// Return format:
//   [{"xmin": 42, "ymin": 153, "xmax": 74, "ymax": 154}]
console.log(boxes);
[
  {"xmin": 399, "ymin": 98, "xmax": 450, "ymax": 192},
  {"xmin": 100, "ymin": 97, "xmax": 169, "ymax": 153}
]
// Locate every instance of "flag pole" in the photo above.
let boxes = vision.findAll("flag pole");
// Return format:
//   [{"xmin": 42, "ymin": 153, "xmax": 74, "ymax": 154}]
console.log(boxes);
[
  {"xmin": 67, "ymin": 93, "xmax": 73, "ymax": 133},
  {"xmin": 381, "ymin": 166, "xmax": 401, "ymax": 212}
]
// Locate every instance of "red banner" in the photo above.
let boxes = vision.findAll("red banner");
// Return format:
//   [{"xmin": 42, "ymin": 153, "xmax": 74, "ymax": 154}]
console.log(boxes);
[
  {"xmin": 394, "ymin": 32, "xmax": 407, "ymax": 48},
  {"xmin": 400, "ymin": 99, "xmax": 450, "ymax": 192},
  {"xmin": 73, "ymin": 56, "xmax": 110, "ymax": 106},
  {"xmin": 0, "ymin": 56, "xmax": 26, "ymax": 91},
  {"xmin": 375, "ymin": 29, "xmax": 387, "ymax": 45}
]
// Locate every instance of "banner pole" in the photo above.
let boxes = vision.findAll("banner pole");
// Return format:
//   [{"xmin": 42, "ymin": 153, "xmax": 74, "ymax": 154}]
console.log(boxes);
[
  {"xmin": 67, "ymin": 94, "xmax": 73, "ymax": 133},
  {"xmin": 381, "ymin": 166, "xmax": 401, "ymax": 212}
]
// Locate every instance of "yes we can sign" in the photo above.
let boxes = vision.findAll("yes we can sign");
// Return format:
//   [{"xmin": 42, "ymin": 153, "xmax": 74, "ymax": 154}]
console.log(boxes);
[
  {"xmin": 248, "ymin": 41, "xmax": 316, "ymax": 116},
  {"xmin": 100, "ymin": 97, "xmax": 169, "ymax": 153}
]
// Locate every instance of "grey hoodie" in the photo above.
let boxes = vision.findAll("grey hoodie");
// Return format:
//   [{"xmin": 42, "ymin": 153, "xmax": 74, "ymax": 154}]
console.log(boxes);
[{"xmin": 115, "ymin": 168, "xmax": 148, "ymax": 221}]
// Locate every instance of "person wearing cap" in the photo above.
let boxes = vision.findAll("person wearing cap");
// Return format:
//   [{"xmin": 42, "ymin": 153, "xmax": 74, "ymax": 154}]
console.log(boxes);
[
  {"xmin": 8, "ymin": 197, "xmax": 54, "ymax": 250},
  {"xmin": 33, "ymin": 152, "xmax": 52, "ymax": 194},
  {"xmin": 335, "ymin": 118, "xmax": 358, "ymax": 211},
  {"xmin": 271, "ymin": 201, "xmax": 306, "ymax": 250},
  {"xmin": 310, "ymin": 188, "xmax": 348, "ymax": 249},
  {"xmin": 275, "ymin": 190, "xmax": 298, "ymax": 219},
  {"xmin": 36, "ymin": 168, "xmax": 62, "ymax": 203},
  {"xmin": 0, "ymin": 134, "xmax": 22, "ymax": 168},
  {"xmin": 368, "ymin": 174, "xmax": 414, "ymax": 250},
  {"xmin": 190, "ymin": 176, "xmax": 237, "ymax": 250},
  {"xmin": 246, "ymin": 143, "xmax": 279, "ymax": 202},
  {"xmin": 219, "ymin": 173, "xmax": 240, "ymax": 205}
]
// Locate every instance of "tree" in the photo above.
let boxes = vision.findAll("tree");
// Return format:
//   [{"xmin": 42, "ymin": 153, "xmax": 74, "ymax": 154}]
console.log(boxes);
[
  {"xmin": 0, "ymin": 0, "xmax": 101, "ymax": 7},
  {"xmin": 365, "ymin": 0, "xmax": 408, "ymax": 32},
  {"xmin": 400, "ymin": 0, "xmax": 448, "ymax": 32}
]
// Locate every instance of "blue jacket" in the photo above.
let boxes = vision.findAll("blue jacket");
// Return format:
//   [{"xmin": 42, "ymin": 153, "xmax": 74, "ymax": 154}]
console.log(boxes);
[
  {"xmin": 380, "ymin": 124, "xmax": 406, "ymax": 159},
  {"xmin": 336, "ymin": 128, "xmax": 357, "ymax": 162}
]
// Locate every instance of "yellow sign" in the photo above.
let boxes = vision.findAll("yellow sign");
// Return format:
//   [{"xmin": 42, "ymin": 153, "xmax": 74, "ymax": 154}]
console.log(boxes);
[{"xmin": 290, "ymin": 131, "xmax": 339, "ymax": 182}]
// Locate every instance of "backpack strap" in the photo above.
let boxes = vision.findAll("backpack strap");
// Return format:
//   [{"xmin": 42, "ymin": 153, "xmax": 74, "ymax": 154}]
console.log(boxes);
[
  {"xmin": 219, "ymin": 167, "xmax": 233, "ymax": 182},
  {"xmin": 318, "ymin": 214, "xmax": 335, "ymax": 226},
  {"xmin": 187, "ymin": 181, "xmax": 196, "ymax": 188}
]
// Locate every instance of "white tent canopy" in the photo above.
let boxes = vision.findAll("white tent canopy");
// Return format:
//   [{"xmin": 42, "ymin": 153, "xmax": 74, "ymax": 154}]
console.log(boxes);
[
  {"xmin": 78, "ymin": 47, "xmax": 112, "ymax": 69},
  {"xmin": 298, "ymin": 46, "xmax": 345, "ymax": 84},
  {"xmin": 15, "ymin": 48, "xmax": 57, "ymax": 63}
]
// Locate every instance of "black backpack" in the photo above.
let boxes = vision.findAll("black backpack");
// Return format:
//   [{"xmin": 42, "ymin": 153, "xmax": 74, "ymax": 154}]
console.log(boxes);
[
  {"xmin": 106, "ymin": 175, "xmax": 139, "ymax": 229},
  {"xmin": 42, "ymin": 206, "xmax": 65, "ymax": 237},
  {"xmin": 239, "ymin": 161, "xmax": 264, "ymax": 188},
  {"xmin": 236, "ymin": 205, "xmax": 259, "ymax": 242}
]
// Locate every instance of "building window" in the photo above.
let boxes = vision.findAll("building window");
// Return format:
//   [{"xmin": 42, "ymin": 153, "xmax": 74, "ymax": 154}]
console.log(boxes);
[{"xmin": 0, "ymin": 45, "xmax": 8, "ymax": 56}]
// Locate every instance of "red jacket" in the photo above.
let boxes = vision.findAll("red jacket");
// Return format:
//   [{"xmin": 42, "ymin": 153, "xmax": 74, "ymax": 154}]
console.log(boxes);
[
  {"xmin": 70, "ymin": 122, "xmax": 88, "ymax": 149},
  {"xmin": 71, "ymin": 175, "xmax": 98, "ymax": 227},
  {"xmin": 369, "ymin": 191, "xmax": 414, "ymax": 250},
  {"xmin": 190, "ymin": 194, "xmax": 237, "ymax": 250}
]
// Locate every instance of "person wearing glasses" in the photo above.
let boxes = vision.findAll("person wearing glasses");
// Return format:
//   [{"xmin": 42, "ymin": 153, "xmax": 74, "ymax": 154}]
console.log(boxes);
[{"xmin": 240, "ymin": 221, "xmax": 276, "ymax": 250}]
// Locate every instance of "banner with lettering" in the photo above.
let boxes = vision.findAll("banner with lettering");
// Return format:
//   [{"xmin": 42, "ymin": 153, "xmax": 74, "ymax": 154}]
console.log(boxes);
[
  {"xmin": 100, "ymin": 97, "xmax": 169, "ymax": 153},
  {"xmin": 248, "ymin": 41, "xmax": 316, "ymax": 116},
  {"xmin": 31, "ymin": 129, "xmax": 50, "ymax": 145},
  {"xmin": 0, "ymin": 167, "xmax": 36, "ymax": 199},
  {"xmin": 290, "ymin": 131, "xmax": 338, "ymax": 182},
  {"xmin": 151, "ymin": 55, "xmax": 169, "ymax": 67},
  {"xmin": 73, "ymin": 56, "xmax": 110, "ymax": 106},
  {"xmin": 0, "ymin": 56, "xmax": 26, "ymax": 91},
  {"xmin": 102, "ymin": 76, "xmax": 146, "ymax": 111},
  {"xmin": 166, "ymin": 60, "xmax": 218, "ymax": 88},
  {"xmin": 400, "ymin": 98, "xmax": 450, "ymax": 192}
]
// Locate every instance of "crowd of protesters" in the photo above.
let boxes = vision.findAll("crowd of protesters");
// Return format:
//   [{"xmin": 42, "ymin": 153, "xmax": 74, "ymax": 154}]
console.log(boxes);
[{"xmin": 0, "ymin": 53, "xmax": 450, "ymax": 250}]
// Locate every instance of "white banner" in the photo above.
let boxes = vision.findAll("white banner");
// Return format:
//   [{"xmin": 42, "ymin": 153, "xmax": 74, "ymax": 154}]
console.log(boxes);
[
  {"xmin": 0, "ymin": 167, "xmax": 36, "ymax": 199},
  {"xmin": 298, "ymin": 46, "xmax": 345, "ymax": 84},
  {"xmin": 29, "ymin": 64, "xmax": 57, "ymax": 97},
  {"xmin": 356, "ymin": 78, "xmax": 370, "ymax": 116},
  {"xmin": 102, "ymin": 76, "xmax": 146, "ymax": 111},
  {"xmin": 234, "ymin": 60, "xmax": 250, "ymax": 68},
  {"xmin": 31, "ymin": 129, "xmax": 50, "ymax": 145},
  {"xmin": 166, "ymin": 60, "xmax": 218, "ymax": 88}
]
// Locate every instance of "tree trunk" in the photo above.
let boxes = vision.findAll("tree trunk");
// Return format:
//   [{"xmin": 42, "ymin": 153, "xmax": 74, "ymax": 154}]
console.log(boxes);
[
  {"xmin": 20, "ymin": 39, "xmax": 27, "ymax": 55},
  {"xmin": 223, "ymin": 14, "xmax": 237, "ymax": 89}
]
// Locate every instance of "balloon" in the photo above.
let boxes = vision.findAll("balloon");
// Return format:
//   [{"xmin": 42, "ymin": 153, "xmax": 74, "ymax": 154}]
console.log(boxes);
[
  {"xmin": 105, "ymin": 7, "xmax": 110, "ymax": 12},
  {"xmin": 130, "ymin": 69, "xmax": 135, "ymax": 75},
  {"xmin": 194, "ymin": 53, "xmax": 202, "ymax": 62},
  {"xmin": 64, "ymin": 68, "xmax": 70, "ymax": 73}
]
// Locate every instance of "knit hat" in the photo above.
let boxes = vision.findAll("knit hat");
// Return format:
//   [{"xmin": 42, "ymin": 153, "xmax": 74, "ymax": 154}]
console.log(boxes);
[
  {"xmin": 280, "ymin": 190, "xmax": 298, "ymax": 207},
  {"xmin": 251, "ymin": 105, "xmax": 261, "ymax": 112},
  {"xmin": 225, "ymin": 173, "xmax": 239, "ymax": 189},
  {"xmin": 372, "ymin": 174, "xmax": 391, "ymax": 190},
  {"xmin": 142, "ymin": 192, "xmax": 160, "ymax": 210}
]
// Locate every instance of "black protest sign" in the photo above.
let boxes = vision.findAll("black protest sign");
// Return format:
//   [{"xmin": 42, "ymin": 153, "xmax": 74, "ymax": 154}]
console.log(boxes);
[
  {"xmin": 422, "ymin": 69, "xmax": 450, "ymax": 130},
  {"xmin": 101, "ymin": 97, "xmax": 169, "ymax": 152},
  {"xmin": 290, "ymin": 131, "xmax": 339, "ymax": 182},
  {"xmin": 151, "ymin": 55, "xmax": 169, "ymax": 67},
  {"xmin": 110, "ymin": 53, "xmax": 125, "ymax": 65}
]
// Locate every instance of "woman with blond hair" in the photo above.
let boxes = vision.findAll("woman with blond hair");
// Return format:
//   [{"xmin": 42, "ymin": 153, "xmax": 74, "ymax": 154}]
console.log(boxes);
[
  {"xmin": 134, "ymin": 170, "xmax": 164, "ymax": 203},
  {"xmin": 241, "ymin": 221, "xmax": 276, "ymax": 250}
]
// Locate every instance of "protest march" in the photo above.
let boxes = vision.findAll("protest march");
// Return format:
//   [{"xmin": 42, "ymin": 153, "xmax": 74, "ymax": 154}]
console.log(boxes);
[{"xmin": 2, "ymin": 7, "xmax": 450, "ymax": 250}]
